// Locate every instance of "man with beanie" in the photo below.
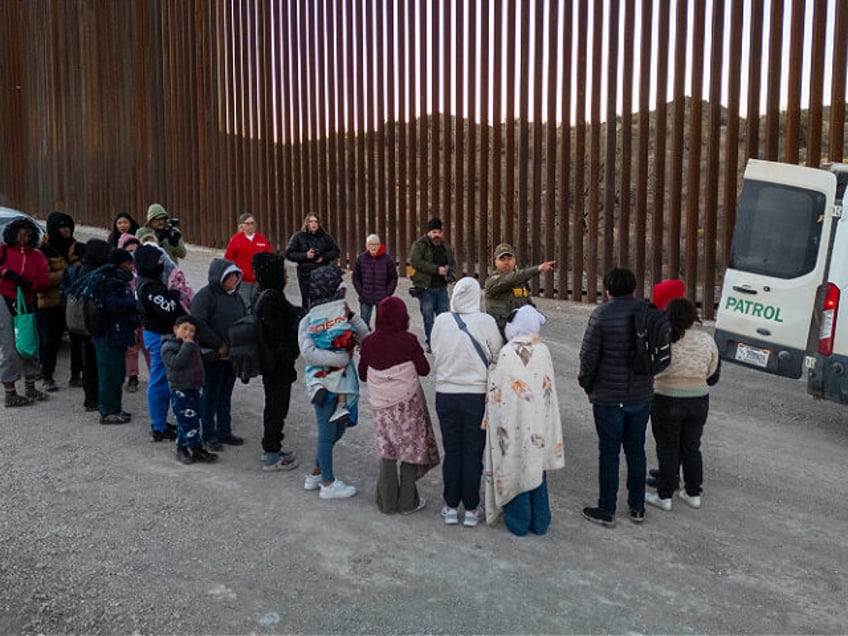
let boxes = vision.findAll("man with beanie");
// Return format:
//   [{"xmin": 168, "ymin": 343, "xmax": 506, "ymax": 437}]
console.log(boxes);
[
  {"xmin": 408, "ymin": 218, "xmax": 456, "ymax": 352},
  {"xmin": 145, "ymin": 203, "xmax": 186, "ymax": 264},
  {"xmin": 252, "ymin": 252, "xmax": 301, "ymax": 471},
  {"xmin": 91, "ymin": 248, "xmax": 139, "ymax": 424},
  {"xmin": 484, "ymin": 242, "xmax": 555, "ymax": 336},
  {"xmin": 190, "ymin": 258, "xmax": 248, "ymax": 449}
]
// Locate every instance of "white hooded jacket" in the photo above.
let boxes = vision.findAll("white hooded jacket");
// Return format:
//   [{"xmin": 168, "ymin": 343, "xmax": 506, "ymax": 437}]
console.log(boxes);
[{"xmin": 431, "ymin": 277, "xmax": 504, "ymax": 394}]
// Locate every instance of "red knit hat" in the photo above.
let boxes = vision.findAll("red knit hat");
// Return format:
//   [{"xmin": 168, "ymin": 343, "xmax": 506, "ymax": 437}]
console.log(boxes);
[{"xmin": 651, "ymin": 279, "xmax": 685, "ymax": 310}]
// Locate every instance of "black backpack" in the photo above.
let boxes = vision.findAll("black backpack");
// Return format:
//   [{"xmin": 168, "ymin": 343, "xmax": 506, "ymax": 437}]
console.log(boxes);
[
  {"xmin": 631, "ymin": 300, "xmax": 672, "ymax": 376},
  {"xmin": 228, "ymin": 289, "xmax": 275, "ymax": 383}
]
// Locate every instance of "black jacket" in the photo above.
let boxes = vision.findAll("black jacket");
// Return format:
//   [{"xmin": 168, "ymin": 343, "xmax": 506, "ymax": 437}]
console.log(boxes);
[
  {"xmin": 135, "ymin": 244, "xmax": 185, "ymax": 334},
  {"xmin": 190, "ymin": 258, "xmax": 247, "ymax": 352},
  {"xmin": 284, "ymin": 229, "xmax": 340, "ymax": 281},
  {"xmin": 578, "ymin": 295, "xmax": 654, "ymax": 405}
]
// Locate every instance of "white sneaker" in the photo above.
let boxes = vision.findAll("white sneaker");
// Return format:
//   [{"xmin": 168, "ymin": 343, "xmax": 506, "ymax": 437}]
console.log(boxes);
[
  {"xmin": 319, "ymin": 479, "xmax": 357, "ymax": 499},
  {"xmin": 678, "ymin": 490, "xmax": 702, "ymax": 509},
  {"xmin": 304, "ymin": 473, "xmax": 322, "ymax": 491},
  {"xmin": 441, "ymin": 506, "xmax": 459, "ymax": 525},
  {"xmin": 261, "ymin": 455, "xmax": 299, "ymax": 472},
  {"xmin": 328, "ymin": 405, "xmax": 351, "ymax": 424},
  {"xmin": 645, "ymin": 491, "xmax": 672, "ymax": 511},
  {"xmin": 463, "ymin": 507, "xmax": 484, "ymax": 527}
]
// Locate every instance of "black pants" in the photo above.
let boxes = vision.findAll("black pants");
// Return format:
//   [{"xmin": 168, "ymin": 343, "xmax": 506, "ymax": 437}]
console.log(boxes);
[
  {"xmin": 82, "ymin": 336, "xmax": 99, "ymax": 409},
  {"xmin": 435, "ymin": 392, "xmax": 486, "ymax": 510},
  {"xmin": 261, "ymin": 368, "xmax": 293, "ymax": 453},
  {"xmin": 296, "ymin": 271, "xmax": 311, "ymax": 310},
  {"xmin": 376, "ymin": 459, "xmax": 419, "ymax": 514},
  {"xmin": 650, "ymin": 394, "xmax": 709, "ymax": 498},
  {"xmin": 37, "ymin": 306, "xmax": 65, "ymax": 381}
]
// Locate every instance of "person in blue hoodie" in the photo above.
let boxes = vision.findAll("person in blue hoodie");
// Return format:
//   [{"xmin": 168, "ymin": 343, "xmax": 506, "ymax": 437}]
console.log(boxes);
[
  {"xmin": 135, "ymin": 244, "xmax": 185, "ymax": 442},
  {"xmin": 190, "ymin": 258, "xmax": 247, "ymax": 450}
]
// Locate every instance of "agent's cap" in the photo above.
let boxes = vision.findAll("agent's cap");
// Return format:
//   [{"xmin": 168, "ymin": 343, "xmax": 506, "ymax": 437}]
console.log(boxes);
[{"xmin": 494, "ymin": 242, "xmax": 515, "ymax": 259}]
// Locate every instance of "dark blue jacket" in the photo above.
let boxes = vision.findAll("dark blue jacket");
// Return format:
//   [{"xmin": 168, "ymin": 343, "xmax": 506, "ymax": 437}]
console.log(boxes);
[
  {"xmin": 578, "ymin": 295, "xmax": 654, "ymax": 405},
  {"xmin": 91, "ymin": 266, "xmax": 138, "ymax": 348},
  {"xmin": 190, "ymin": 258, "xmax": 247, "ymax": 352}
]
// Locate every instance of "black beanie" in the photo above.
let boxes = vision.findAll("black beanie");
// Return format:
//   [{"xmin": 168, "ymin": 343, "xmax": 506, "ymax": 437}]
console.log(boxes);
[
  {"xmin": 109, "ymin": 248, "xmax": 134, "ymax": 266},
  {"xmin": 427, "ymin": 217, "xmax": 443, "ymax": 231},
  {"xmin": 252, "ymin": 252, "xmax": 286, "ymax": 291}
]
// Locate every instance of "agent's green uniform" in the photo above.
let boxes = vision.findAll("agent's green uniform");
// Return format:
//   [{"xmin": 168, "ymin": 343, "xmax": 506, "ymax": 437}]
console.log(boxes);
[{"xmin": 484, "ymin": 266, "xmax": 539, "ymax": 334}]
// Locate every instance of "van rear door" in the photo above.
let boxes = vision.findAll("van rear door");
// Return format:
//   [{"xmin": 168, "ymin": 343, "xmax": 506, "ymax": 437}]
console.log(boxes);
[{"xmin": 715, "ymin": 159, "xmax": 836, "ymax": 378}]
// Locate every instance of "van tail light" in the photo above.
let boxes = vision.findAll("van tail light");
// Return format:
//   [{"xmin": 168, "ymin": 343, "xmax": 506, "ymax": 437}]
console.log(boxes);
[{"xmin": 819, "ymin": 283, "xmax": 840, "ymax": 356}]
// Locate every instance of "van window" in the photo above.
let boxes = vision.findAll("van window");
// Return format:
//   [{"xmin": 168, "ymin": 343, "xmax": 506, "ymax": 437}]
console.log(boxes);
[{"xmin": 729, "ymin": 179, "xmax": 827, "ymax": 279}]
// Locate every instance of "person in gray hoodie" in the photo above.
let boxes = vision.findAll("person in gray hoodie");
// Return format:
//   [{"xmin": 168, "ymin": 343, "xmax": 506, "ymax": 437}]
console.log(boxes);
[
  {"xmin": 430, "ymin": 277, "xmax": 503, "ymax": 528},
  {"xmin": 190, "ymin": 258, "xmax": 247, "ymax": 450}
]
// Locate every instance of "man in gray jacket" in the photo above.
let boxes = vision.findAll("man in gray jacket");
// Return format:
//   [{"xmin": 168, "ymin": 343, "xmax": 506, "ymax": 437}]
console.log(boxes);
[{"xmin": 578, "ymin": 268, "xmax": 653, "ymax": 527}]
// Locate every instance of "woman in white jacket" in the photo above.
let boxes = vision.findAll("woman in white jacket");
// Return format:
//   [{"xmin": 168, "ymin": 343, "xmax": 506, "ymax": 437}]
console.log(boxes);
[{"xmin": 431, "ymin": 277, "xmax": 503, "ymax": 527}]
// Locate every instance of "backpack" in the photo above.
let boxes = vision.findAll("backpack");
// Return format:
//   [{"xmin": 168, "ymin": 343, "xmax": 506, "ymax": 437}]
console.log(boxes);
[
  {"xmin": 65, "ymin": 265, "xmax": 109, "ymax": 337},
  {"xmin": 631, "ymin": 299, "xmax": 672, "ymax": 376},
  {"xmin": 228, "ymin": 289, "xmax": 275, "ymax": 383}
]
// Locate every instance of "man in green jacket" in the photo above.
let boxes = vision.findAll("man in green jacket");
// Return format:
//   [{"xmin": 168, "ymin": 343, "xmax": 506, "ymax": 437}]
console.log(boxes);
[
  {"xmin": 408, "ymin": 218, "xmax": 456, "ymax": 351},
  {"xmin": 484, "ymin": 242, "xmax": 555, "ymax": 335}
]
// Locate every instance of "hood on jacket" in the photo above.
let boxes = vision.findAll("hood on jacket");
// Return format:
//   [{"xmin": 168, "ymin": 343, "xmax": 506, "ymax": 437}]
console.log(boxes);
[
  {"xmin": 117, "ymin": 233, "xmax": 140, "ymax": 250},
  {"xmin": 111, "ymin": 212, "xmax": 140, "ymax": 236},
  {"xmin": 83, "ymin": 238, "xmax": 111, "ymax": 266},
  {"xmin": 207, "ymin": 258, "xmax": 242, "ymax": 291},
  {"xmin": 369, "ymin": 244, "xmax": 387, "ymax": 259},
  {"xmin": 252, "ymin": 252, "xmax": 285, "ymax": 291},
  {"xmin": 134, "ymin": 244, "xmax": 164, "ymax": 278},
  {"xmin": 2, "ymin": 216, "xmax": 41, "ymax": 249},
  {"xmin": 44, "ymin": 211, "xmax": 76, "ymax": 257},
  {"xmin": 309, "ymin": 265, "xmax": 344, "ymax": 304},
  {"xmin": 450, "ymin": 277, "xmax": 481, "ymax": 314},
  {"xmin": 146, "ymin": 203, "xmax": 168, "ymax": 224},
  {"xmin": 46, "ymin": 211, "xmax": 75, "ymax": 237},
  {"xmin": 375, "ymin": 296, "xmax": 409, "ymax": 332}
]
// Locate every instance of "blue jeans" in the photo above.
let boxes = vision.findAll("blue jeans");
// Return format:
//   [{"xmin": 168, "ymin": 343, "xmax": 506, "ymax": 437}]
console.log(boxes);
[
  {"xmin": 171, "ymin": 388, "xmax": 203, "ymax": 449},
  {"xmin": 359, "ymin": 302, "xmax": 374, "ymax": 329},
  {"xmin": 201, "ymin": 359, "xmax": 236, "ymax": 443},
  {"xmin": 503, "ymin": 473, "xmax": 551, "ymax": 536},
  {"xmin": 143, "ymin": 329, "xmax": 171, "ymax": 432},
  {"xmin": 313, "ymin": 392, "xmax": 359, "ymax": 482},
  {"xmin": 418, "ymin": 286, "xmax": 449, "ymax": 346},
  {"xmin": 435, "ymin": 392, "xmax": 486, "ymax": 510},
  {"xmin": 593, "ymin": 402, "xmax": 650, "ymax": 517}
]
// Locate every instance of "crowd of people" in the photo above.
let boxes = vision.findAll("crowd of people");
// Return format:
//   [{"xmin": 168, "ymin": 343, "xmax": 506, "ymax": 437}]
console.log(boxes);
[{"xmin": 0, "ymin": 208, "xmax": 719, "ymax": 535}]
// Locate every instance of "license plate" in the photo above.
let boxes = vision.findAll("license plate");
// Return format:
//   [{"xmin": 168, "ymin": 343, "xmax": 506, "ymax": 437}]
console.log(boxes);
[{"xmin": 735, "ymin": 343, "xmax": 770, "ymax": 368}]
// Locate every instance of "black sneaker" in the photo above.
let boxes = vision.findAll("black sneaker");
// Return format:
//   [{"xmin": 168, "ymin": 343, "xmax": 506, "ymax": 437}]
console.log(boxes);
[
  {"xmin": 166, "ymin": 423, "xmax": 178, "ymax": 434},
  {"xmin": 100, "ymin": 413, "xmax": 131, "ymax": 425},
  {"xmin": 176, "ymin": 446, "xmax": 194, "ymax": 464},
  {"xmin": 84, "ymin": 402, "xmax": 99, "ymax": 412},
  {"xmin": 582, "ymin": 507, "xmax": 616, "ymax": 527},
  {"xmin": 629, "ymin": 509, "xmax": 646, "ymax": 524},
  {"xmin": 126, "ymin": 376, "xmax": 139, "ymax": 393},
  {"xmin": 161, "ymin": 428, "xmax": 177, "ymax": 440},
  {"xmin": 218, "ymin": 434, "xmax": 244, "ymax": 446},
  {"xmin": 68, "ymin": 377, "xmax": 82, "ymax": 387},
  {"xmin": 119, "ymin": 411, "xmax": 132, "ymax": 420},
  {"xmin": 311, "ymin": 387, "xmax": 327, "ymax": 405},
  {"xmin": 649, "ymin": 468, "xmax": 660, "ymax": 478},
  {"xmin": 206, "ymin": 440, "xmax": 224, "ymax": 452},
  {"xmin": 151, "ymin": 428, "xmax": 177, "ymax": 442},
  {"xmin": 191, "ymin": 446, "xmax": 219, "ymax": 463}
]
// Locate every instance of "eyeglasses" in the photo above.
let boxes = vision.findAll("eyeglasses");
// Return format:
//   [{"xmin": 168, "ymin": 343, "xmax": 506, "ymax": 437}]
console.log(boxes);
[{"xmin": 242, "ymin": 220, "xmax": 256, "ymax": 225}]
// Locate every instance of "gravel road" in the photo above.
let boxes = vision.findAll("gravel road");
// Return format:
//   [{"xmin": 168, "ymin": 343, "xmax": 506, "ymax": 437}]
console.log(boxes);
[{"xmin": 2, "ymin": 228, "xmax": 846, "ymax": 634}]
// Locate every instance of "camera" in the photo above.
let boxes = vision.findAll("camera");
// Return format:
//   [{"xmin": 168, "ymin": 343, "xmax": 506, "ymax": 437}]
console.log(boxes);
[
  {"xmin": 166, "ymin": 218, "xmax": 180, "ymax": 230},
  {"xmin": 446, "ymin": 267, "xmax": 456, "ymax": 283}
]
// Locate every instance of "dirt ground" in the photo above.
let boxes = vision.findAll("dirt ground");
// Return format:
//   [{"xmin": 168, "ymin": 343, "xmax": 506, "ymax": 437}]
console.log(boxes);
[{"xmin": 1, "ymin": 228, "xmax": 847, "ymax": 635}]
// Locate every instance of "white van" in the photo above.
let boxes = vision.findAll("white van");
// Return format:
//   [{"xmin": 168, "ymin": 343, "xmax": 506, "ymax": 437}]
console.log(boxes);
[{"xmin": 715, "ymin": 159, "xmax": 848, "ymax": 403}]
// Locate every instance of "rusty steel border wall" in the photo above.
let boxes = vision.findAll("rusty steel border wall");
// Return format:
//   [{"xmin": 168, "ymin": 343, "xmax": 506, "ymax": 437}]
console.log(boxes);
[{"xmin": 2, "ymin": 0, "xmax": 847, "ymax": 317}]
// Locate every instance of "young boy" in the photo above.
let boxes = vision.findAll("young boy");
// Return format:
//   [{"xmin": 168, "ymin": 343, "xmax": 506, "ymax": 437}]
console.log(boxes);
[
  {"xmin": 304, "ymin": 266, "xmax": 360, "ymax": 424},
  {"xmin": 161, "ymin": 315, "xmax": 219, "ymax": 465}
]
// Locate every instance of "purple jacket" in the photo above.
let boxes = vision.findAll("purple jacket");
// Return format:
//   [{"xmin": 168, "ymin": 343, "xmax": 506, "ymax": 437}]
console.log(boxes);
[{"xmin": 352, "ymin": 247, "xmax": 398, "ymax": 306}]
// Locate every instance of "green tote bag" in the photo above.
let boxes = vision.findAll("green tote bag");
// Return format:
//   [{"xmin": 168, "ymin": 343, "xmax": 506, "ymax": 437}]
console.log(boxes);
[{"xmin": 14, "ymin": 286, "xmax": 39, "ymax": 360}]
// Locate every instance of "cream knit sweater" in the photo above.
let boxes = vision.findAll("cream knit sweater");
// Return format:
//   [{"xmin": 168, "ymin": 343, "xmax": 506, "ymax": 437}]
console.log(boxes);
[{"xmin": 654, "ymin": 327, "xmax": 719, "ymax": 397}]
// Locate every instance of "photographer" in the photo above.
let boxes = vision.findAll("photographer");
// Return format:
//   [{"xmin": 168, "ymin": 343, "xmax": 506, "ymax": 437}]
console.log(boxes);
[
  {"xmin": 284, "ymin": 214, "xmax": 340, "ymax": 310},
  {"xmin": 145, "ymin": 203, "xmax": 186, "ymax": 264}
]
